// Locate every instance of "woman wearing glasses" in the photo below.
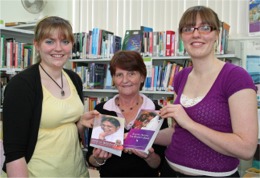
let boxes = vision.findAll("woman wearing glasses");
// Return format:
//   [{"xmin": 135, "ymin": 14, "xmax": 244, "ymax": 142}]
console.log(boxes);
[{"xmin": 158, "ymin": 6, "xmax": 258, "ymax": 177}]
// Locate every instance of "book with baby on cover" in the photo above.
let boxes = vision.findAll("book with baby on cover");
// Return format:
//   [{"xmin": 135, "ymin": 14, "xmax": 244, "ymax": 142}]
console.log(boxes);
[
  {"xmin": 90, "ymin": 114, "xmax": 125, "ymax": 157},
  {"xmin": 124, "ymin": 109, "xmax": 163, "ymax": 154}
]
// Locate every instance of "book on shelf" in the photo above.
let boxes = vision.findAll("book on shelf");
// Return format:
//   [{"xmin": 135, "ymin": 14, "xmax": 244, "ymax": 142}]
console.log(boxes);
[
  {"xmin": 111, "ymin": 35, "xmax": 122, "ymax": 56},
  {"xmin": 91, "ymin": 27, "xmax": 102, "ymax": 57},
  {"xmin": 23, "ymin": 44, "xmax": 35, "ymax": 68},
  {"xmin": 5, "ymin": 22, "xmax": 26, "ymax": 27},
  {"xmin": 5, "ymin": 38, "xmax": 14, "ymax": 68},
  {"xmin": 143, "ymin": 57, "xmax": 153, "ymax": 91},
  {"xmin": 90, "ymin": 114, "xmax": 125, "ymax": 157},
  {"xmin": 156, "ymin": 65, "xmax": 163, "ymax": 91},
  {"xmin": 162, "ymin": 61, "xmax": 172, "ymax": 91},
  {"xmin": 72, "ymin": 33, "xmax": 80, "ymax": 59},
  {"xmin": 122, "ymin": 30, "xmax": 142, "ymax": 52},
  {"xmin": 104, "ymin": 64, "xmax": 114, "ymax": 89},
  {"xmin": 124, "ymin": 109, "xmax": 163, "ymax": 154},
  {"xmin": 152, "ymin": 31, "xmax": 159, "ymax": 57},
  {"xmin": 153, "ymin": 65, "xmax": 159, "ymax": 91},
  {"xmin": 215, "ymin": 21, "xmax": 230, "ymax": 55},
  {"xmin": 165, "ymin": 30, "xmax": 175, "ymax": 56},
  {"xmin": 167, "ymin": 63, "xmax": 177, "ymax": 91},
  {"xmin": 86, "ymin": 30, "xmax": 92, "ymax": 58},
  {"xmin": 221, "ymin": 22, "xmax": 230, "ymax": 54},
  {"xmin": 158, "ymin": 31, "xmax": 166, "ymax": 57},
  {"xmin": 140, "ymin": 26, "xmax": 153, "ymax": 56},
  {"xmin": 88, "ymin": 63, "xmax": 107, "ymax": 89},
  {"xmin": 101, "ymin": 29, "xmax": 114, "ymax": 58},
  {"xmin": 0, "ymin": 35, "xmax": 5, "ymax": 68}
]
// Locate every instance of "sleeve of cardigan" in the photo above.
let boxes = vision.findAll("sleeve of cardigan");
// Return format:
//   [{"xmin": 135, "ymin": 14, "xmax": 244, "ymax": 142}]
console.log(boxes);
[{"xmin": 3, "ymin": 74, "xmax": 36, "ymax": 164}]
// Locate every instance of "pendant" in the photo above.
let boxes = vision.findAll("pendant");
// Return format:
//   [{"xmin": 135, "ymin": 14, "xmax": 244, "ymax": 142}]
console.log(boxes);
[{"xmin": 61, "ymin": 90, "xmax": 65, "ymax": 96}]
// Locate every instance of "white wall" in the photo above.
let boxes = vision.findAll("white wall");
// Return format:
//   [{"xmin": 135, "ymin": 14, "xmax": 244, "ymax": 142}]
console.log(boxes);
[
  {"xmin": 0, "ymin": 0, "xmax": 73, "ymax": 25},
  {"xmin": 76, "ymin": 0, "xmax": 251, "ymax": 38},
  {"xmin": 0, "ymin": 0, "xmax": 253, "ymax": 38}
]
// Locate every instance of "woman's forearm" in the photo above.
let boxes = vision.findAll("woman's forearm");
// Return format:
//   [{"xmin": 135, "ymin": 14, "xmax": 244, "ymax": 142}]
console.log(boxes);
[
  {"xmin": 6, "ymin": 157, "xmax": 28, "ymax": 177},
  {"xmin": 154, "ymin": 127, "xmax": 174, "ymax": 146}
]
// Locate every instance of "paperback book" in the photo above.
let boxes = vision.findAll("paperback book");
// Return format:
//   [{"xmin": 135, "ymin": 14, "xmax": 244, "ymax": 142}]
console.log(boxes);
[
  {"xmin": 124, "ymin": 109, "xmax": 163, "ymax": 154},
  {"xmin": 90, "ymin": 114, "xmax": 125, "ymax": 157}
]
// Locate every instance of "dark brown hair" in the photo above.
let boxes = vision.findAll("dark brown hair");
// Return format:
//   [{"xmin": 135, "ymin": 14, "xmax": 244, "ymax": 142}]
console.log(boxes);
[
  {"xmin": 109, "ymin": 50, "xmax": 147, "ymax": 90},
  {"xmin": 179, "ymin": 6, "xmax": 221, "ymax": 34}
]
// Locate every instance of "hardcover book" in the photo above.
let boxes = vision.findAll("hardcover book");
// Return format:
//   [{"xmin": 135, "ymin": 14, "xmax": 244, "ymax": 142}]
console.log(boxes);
[
  {"xmin": 124, "ymin": 109, "xmax": 163, "ymax": 154},
  {"xmin": 140, "ymin": 26, "xmax": 153, "ymax": 55},
  {"xmin": 88, "ymin": 63, "xmax": 107, "ymax": 89},
  {"xmin": 122, "ymin": 30, "xmax": 142, "ymax": 52},
  {"xmin": 90, "ymin": 114, "xmax": 125, "ymax": 157}
]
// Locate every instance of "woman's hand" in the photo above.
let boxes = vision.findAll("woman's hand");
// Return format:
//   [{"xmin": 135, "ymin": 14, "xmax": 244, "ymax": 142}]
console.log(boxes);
[
  {"xmin": 79, "ymin": 110, "xmax": 100, "ymax": 128},
  {"xmin": 90, "ymin": 148, "xmax": 112, "ymax": 167},
  {"xmin": 131, "ymin": 148, "xmax": 161, "ymax": 168},
  {"xmin": 77, "ymin": 110, "xmax": 100, "ymax": 136},
  {"xmin": 99, "ymin": 132, "xmax": 109, "ymax": 140},
  {"xmin": 160, "ymin": 104, "xmax": 194, "ymax": 130},
  {"xmin": 131, "ymin": 147, "xmax": 154, "ymax": 159}
]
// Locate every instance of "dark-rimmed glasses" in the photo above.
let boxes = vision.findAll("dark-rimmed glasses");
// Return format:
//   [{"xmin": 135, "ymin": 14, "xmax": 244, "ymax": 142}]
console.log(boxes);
[{"xmin": 181, "ymin": 25, "xmax": 217, "ymax": 34}]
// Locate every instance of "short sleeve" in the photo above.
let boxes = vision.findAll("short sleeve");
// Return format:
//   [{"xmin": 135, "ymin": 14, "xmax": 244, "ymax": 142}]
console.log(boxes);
[{"xmin": 222, "ymin": 65, "xmax": 257, "ymax": 98}]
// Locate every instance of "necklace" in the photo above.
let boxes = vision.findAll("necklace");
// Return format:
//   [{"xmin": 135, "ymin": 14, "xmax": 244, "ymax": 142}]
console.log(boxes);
[
  {"xmin": 39, "ymin": 64, "xmax": 65, "ymax": 96},
  {"xmin": 116, "ymin": 97, "xmax": 140, "ymax": 113}
]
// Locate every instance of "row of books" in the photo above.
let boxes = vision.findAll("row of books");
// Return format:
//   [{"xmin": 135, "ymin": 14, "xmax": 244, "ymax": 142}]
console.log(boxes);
[
  {"xmin": 72, "ymin": 29, "xmax": 122, "ymax": 59},
  {"xmin": 215, "ymin": 21, "xmax": 230, "ymax": 55},
  {"xmin": 144, "ymin": 60, "xmax": 187, "ymax": 91},
  {"xmin": 122, "ymin": 26, "xmax": 180, "ymax": 57},
  {"xmin": 123, "ymin": 22, "xmax": 230, "ymax": 56},
  {"xmin": 74, "ymin": 63, "xmax": 111, "ymax": 90},
  {"xmin": 74, "ymin": 59, "xmax": 192, "ymax": 92},
  {"xmin": 71, "ymin": 21, "xmax": 230, "ymax": 61},
  {"xmin": 0, "ymin": 36, "xmax": 35, "ymax": 69}
]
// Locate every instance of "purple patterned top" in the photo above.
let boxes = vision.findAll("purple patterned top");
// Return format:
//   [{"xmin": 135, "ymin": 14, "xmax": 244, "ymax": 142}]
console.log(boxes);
[{"xmin": 165, "ymin": 62, "xmax": 256, "ymax": 172}]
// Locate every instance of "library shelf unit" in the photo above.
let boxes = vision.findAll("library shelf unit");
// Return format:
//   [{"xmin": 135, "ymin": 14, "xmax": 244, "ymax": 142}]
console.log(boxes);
[
  {"xmin": 1, "ymin": 26, "xmax": 34, "ymax": 43},
  {"xmin": 71, "ymin": 53, "xmax": 239, "ymax": 100},
  {"xmin": 0, "ymin": 27, "xmax": 34, "ymax": 112},
  {"xmin": 0, "ymin": 26, "xmax": 34, "ymax": 73}
]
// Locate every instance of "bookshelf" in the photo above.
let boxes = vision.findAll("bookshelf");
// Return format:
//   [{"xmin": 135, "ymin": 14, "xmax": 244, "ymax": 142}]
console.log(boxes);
[
  {"xmin": 1, "ymin": 26, "xmax": 34, "ymax": 43},
  {"xmin": 71, "ymin": 53, "xmax": 239, "ymax": 101},
  {"xmin": 0, "ymin": 27, "xmax": 35, "ymax": 112}
]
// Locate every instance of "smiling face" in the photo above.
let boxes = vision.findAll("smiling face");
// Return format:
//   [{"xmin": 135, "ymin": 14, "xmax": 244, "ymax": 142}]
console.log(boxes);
[
  {"xmin": 101, "ymin": 120, "xmax": 119, "ymax": 135},
  {"xmin": 34, "ymin": 29, "xmax": 73, "ymax": 68},
  {"xmin": 181, "ymin": 14, "xmax": 219, "ymax": 59},
  {"xmin": 33, "ymin": 16, "xmax": 74, "ymax": 68},
  {"xmin": 113, "ymin": 68, "xmax": 144, "ymax": 96},
  {"xmin": 178, "ymin": 6, "xmax": 220, "ymax": 60},
  {"xmin": 109, "ymin": 50, "xmax": 147, "ymax": 91}
]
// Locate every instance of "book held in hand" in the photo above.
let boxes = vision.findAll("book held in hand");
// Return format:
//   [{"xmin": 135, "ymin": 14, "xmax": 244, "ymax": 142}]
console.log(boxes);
[
  {"xmin": 90, "ymin": 114, "xmax": 125, "ymax": 157},
  {"xmin": 124, "ymin": 109, "xmax": 163, "ymax": 154}
]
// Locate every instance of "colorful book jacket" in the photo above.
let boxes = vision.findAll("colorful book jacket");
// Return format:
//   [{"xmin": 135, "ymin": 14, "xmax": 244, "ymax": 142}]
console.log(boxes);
[
  {"xmin": 90, "ymin": 114, "xmax": 125, "ymax": 157},
  {"xmin": 124, "ymin": 109, "xmax": 163, "ymax": 154},
  {"xmin": 122, "ymin": 30, "xmax": 142, "ymax": 52}
]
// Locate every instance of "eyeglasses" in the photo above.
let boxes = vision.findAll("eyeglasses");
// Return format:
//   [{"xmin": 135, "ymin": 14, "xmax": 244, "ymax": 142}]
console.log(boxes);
[{"xmin": 181, "ymin": 25, "xmax": 217, "ymax": 34}]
